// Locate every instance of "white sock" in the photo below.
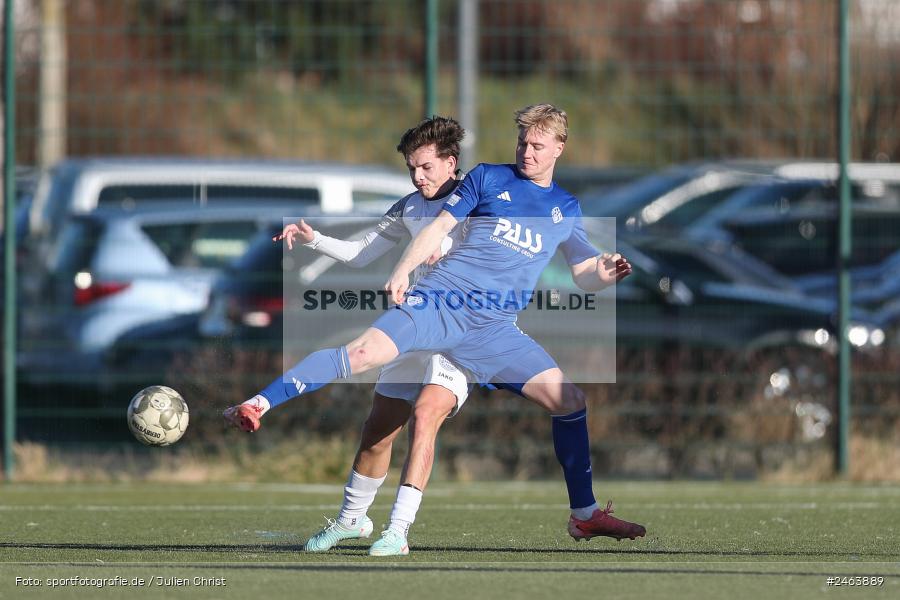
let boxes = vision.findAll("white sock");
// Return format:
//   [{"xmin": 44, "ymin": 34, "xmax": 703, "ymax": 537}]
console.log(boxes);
[
  {"xmin": 242, "ymin": 394, "xmax": 270, "ymax": 417},
  {"xmin": 387, "ymin": 485, "xmax": 423, "ymax": 537},
  {"xmin": 337, "ymin": 470, "xmax": 386, "ymax": 526},
  {"xmin": 571, "ymin": 502, "xmax": 599, "ymax": 521}
]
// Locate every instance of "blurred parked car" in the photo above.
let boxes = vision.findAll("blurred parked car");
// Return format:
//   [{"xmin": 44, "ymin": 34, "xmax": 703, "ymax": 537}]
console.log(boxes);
[
  {"xmin": 793, "ymin": 249, "xmax": 900, "ymax": 314},
  {"xmin": 105, "ymin": 213, "xmax": 398, "ymax": 389},
  {"xmin": 583, "ymin": 161, "xmax": 900, "ymax": 236},
  {"xmin": 524, "ymin": 234, "xmax": 882, "ymax": 362},
  {"xmin": 25, "ymin": 157, "xmax": 413, "ymax": 262},
  {"xmin": 685, "ymin": 169, "xmax": 900, "ymax": 243},
  {"xmin": 18, "ymin": 204, "xmax": 320, "ymax": 390},
  {"xmin": 716, "ymin": 202, "xmax": 900, "ymax": 277},
  {"xmin": 0, "ymin": 166, "xmax": 39, "ymax": 264},
  {"xmin": 579, "ymin": 160, "xmax": 781, "ymax": 226},
  {"xmin": 198, "ymin": 215, "xmax": 402, "ymax": 347}
]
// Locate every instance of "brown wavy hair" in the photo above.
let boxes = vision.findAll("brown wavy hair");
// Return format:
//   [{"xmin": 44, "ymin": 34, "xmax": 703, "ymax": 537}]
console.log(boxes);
[{"xmin": 396, "ymin": 116, "xmax": 466, "ymax": 159}]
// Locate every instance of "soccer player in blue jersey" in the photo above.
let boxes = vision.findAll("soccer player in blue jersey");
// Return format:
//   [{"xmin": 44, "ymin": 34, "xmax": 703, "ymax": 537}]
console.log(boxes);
[{"xmin": 225, "ymin": 104, "xmax": 645, "ymax": 555}]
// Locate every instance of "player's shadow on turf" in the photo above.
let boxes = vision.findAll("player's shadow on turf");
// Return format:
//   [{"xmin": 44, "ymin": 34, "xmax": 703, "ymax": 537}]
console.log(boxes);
[
  {"xmin": 0, "ymin": 542, "xmax": 305, "ymax": 553},
  {"xmin": 5, "ymin": 542, "xmax": 897, "ymax": 560},
  {"xmin": 387, "ymin": 545, "xmax": 900, "ymax": 559}
]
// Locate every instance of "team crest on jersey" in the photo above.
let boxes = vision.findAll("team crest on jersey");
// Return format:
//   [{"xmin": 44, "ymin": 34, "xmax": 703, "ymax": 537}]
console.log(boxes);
[
  {"xmin": 551, "ymin": 206, "xmax": 563, "ymax": 223},
  {"xmin": 446, "ymin": 193, "xmax": 461, "ymax": 207}
]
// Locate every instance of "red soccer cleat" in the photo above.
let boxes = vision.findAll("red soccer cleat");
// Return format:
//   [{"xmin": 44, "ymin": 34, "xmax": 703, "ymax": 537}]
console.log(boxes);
[
  {"xmin": 222, "ymin": 403, "xmax": 263, "ymax": 433},
  {"xmin": 568, "ymin": 500, "xmax": 646, "ymax": 542}
]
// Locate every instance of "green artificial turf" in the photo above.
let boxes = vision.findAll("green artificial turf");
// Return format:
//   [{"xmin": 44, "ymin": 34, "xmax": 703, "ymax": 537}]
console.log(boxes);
[{"xmin": 1, "ymin": 481, "xmax": 897, "ymax": 599}]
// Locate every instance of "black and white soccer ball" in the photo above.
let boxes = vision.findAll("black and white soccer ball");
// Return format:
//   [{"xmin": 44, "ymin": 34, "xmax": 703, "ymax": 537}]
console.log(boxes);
[{"xmin": 127, "ymin": 385, "xmax": 189, "ymax": 446}]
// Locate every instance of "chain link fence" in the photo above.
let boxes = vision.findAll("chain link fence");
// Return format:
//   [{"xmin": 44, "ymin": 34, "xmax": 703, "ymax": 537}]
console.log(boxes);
[{"xmin": 4, "ymin": 0, "xmax": 900, "ymax": 480}]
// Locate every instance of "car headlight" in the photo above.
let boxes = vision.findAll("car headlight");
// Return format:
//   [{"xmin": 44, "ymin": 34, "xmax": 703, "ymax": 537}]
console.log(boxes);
[{"xmin": 848, "ymin": 323, "xmax": 885, "ymax": 348}]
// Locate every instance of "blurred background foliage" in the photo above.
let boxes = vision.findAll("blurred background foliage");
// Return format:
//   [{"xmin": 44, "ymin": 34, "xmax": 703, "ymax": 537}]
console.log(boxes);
[{"xmin": 10, "ymin": 0, "xmax": 899, "ymax": 166}]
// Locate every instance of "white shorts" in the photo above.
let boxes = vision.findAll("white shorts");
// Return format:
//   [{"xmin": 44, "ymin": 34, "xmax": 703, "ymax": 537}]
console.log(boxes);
[{"xmin": 374, "ymin": 351, "xmax": 472, "ymax": 417}]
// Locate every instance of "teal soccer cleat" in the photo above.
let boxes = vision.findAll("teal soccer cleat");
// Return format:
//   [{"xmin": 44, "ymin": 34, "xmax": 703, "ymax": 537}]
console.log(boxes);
[
  {"xmin": 304, "ymin": 516, "xmax": 373, "ymax": 552},
  {"xmin": 368, "ymin": 529, "xmax": 410, "ymax": 557}
]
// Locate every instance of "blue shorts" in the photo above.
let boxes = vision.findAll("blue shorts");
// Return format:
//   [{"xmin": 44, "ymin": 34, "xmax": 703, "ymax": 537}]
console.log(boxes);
[{"xmin": 372, "ymin": 304, "xmax": 558, "ymax": 389}]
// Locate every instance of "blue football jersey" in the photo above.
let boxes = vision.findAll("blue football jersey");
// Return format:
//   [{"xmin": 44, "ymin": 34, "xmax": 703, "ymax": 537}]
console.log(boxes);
[{"xmin": 410, "ymin": 163, "xmax": 598, "ymax": 322}]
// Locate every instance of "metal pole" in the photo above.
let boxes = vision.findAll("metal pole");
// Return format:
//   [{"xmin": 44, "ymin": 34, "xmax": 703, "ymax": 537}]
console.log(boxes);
[
  {"xmin": 458, "ymin": 0, "xmax": 478, "ymax": 170},
  {"xmin": 4, "ymin": 0, "xmax": 19, "ymax": 481},
  {"xmin": 424, "ymin": 0, "xmax": 438, "ymax": 117},
  {"xmin": 835, "ymin": 0, "xmax": 852, "ymax": 476},
  {"xmin": 38, "ymin": 0, "xmax": 66, "ymax": 170}
]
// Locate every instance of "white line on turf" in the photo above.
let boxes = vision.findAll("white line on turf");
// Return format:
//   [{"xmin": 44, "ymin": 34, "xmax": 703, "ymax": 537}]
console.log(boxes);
[{"xmin": 0, "ymin": 502, "xmax": 888, "ymax": 511}]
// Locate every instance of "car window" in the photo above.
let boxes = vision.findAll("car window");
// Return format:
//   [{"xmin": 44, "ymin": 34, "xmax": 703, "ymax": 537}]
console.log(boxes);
[
  {"xmin": 50, "ymin": 219, "xmax": 102, "ymax": 275},
  {"xmin": 97, "ymin": 184, "xmax": 320, "ymax": 209},
  {"xmin": 142, "ymin": 221, "xmax": 259, "ymax": 269},
  {"xmin": 652, "ymin": 186, "xmax": 744, "ymax": 229},
  {"xmin": 352, "ymin": 190, "xmax": 404, "ymax": 205},
  {"xmin": 42, "ymin": 167, "xmax": 80, "ymax": 233},
  {"xmin": 728, "ymin": 210, "xmax": 900, "ymax": 274},
  {"xmin": 693, "ymin": 181, "xmax": 836, "ymax": 233},
  {"xmin": 98, "ymin": 185, "xmax": 201, "ymax": 208},
  {"xmin": 581, "ymin": 170, "xmax": 694, "ymax": 218},
  {"xmin": 205, "ymin": 185, "xmax": 319, "ymax": 203}
]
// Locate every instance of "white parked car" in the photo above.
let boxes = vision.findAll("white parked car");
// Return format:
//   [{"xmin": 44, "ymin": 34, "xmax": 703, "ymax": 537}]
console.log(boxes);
[{"xmin": 28, "ymin": 157, "xmax": 413, "ymax": 240}]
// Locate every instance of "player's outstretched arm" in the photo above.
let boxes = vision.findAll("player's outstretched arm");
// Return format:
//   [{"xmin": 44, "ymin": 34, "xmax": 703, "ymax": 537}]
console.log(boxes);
[
  {"xmin": 274, "ymin": 219, "xmax": 397, "ymax": 268},
  {"xmin": 386, "ymin": 210, "xmax": 457, "ymax": 303},
  {"xmin": 570, "ymin": 253, "xmax": 632, "ymax": 291}
]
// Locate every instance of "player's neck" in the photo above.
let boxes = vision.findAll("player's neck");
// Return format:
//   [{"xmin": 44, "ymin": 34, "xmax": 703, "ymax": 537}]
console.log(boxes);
[
  {"xmin": 516, "ymin": 165, "xmax": 555, "ymax": 188},
  {"xmin": 426, "ymin": 178, "xmax": 459, "ymax": 202},
  {"xmin": 528, "ymin": 170, "xmax": 554, "ymax": 188}
]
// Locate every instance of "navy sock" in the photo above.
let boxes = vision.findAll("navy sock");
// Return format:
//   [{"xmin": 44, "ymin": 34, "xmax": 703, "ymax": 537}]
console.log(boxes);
[
  {"xmin": 260, "ymin": 346, "xmax": 351, "ymax": 409},
  {"xmin": 551, "ymin": 408, "xmax": 597, "ymax": 510}
]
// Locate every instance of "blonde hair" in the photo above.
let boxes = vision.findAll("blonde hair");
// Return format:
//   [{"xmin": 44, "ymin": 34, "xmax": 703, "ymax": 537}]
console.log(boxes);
[{"xmin": 514, "ymin": 103, "xmax": 568, "ymax": 143}]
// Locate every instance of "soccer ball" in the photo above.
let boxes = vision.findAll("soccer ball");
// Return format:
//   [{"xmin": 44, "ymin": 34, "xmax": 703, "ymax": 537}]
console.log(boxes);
[{"xmin": 127, "ymin": 386, "xmax": 189, "ymax": 446}]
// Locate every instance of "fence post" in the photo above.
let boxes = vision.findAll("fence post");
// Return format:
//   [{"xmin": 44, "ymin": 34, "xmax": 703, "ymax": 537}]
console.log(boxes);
[
  {"xmin": 458, "ymin": 0, "xmax": 478, "ymax": 170},
  {"xmin": 3, "ymin": 0, "xmax": 18, "ymax": 482},
  {"xmin": 424, "ymin": 0, "xmax": 439, "ymax": 117},
  {"xmin": 835, "ymin": 0, "xmax": 852, "ymax": 476}
]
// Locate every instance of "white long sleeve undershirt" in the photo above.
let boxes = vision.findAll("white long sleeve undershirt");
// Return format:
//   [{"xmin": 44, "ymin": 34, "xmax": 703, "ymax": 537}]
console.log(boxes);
[{"xmin": 304, "ymin": 229, "xmax": 398, "ymax": 268}]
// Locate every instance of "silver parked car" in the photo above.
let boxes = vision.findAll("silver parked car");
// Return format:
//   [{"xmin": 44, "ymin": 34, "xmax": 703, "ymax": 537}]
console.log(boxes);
[{"xmin": 18, "ymin": 204, "xmax": 322, "ymax": 389}]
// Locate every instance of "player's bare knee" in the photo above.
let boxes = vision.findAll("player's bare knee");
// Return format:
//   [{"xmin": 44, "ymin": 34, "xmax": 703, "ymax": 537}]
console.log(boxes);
[
  {"xmin": 561, "ymin": 384, "xmax": 586, "ymax": 413},
  {"xmin": 412, "ymin": 401, "xmax": 449, "ymax": 431},
  {"xmin": 346, "ymin": 345, "xmax": 371, "ymax": 372}
]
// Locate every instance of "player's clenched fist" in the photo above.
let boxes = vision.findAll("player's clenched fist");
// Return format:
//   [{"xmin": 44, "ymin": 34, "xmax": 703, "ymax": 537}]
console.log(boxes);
[
  {"xmin": 273, "ymin": 219, "xmax": 315, "ymax": 250},
  {"xmin": 385, "ymin": 270, "xmax": 410, "ymax": 305}
]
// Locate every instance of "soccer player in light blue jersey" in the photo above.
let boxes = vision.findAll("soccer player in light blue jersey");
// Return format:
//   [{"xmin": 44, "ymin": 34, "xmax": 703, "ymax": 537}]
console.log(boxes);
[
  {"xmin": 265, "ymin": 117, "xmax": 475, "ymax": 556},
  {"xmin": 225, "ymin": 104, "xmax": 646, "ymax": 555}
]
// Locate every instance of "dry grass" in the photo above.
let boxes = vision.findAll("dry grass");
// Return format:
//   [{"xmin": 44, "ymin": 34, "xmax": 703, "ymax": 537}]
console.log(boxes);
[
  {"xmin": 763, "ymin": 435, "xmax": 900, "ymax": 483},
  {"xmin": 9, "ymin": 435, "xmax": 359, "ymax": 484},
  {"xmin": 10, "ymin": 431, "xmax": 900, "ymax": 484}
]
